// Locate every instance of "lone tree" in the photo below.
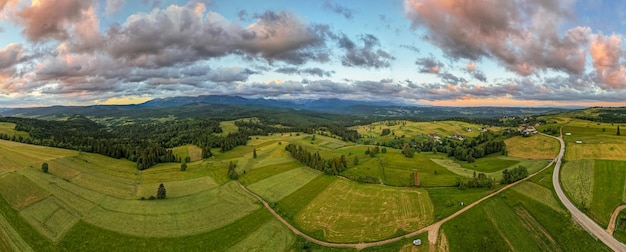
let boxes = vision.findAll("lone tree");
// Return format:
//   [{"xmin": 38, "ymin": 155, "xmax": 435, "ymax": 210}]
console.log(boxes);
[
  {"xmin": 253, "ymin": 148, "xmax": 257, "ymax": 158},
  {"xmin": 618, "ymin": 126, "xmax": 621, "ymax": 136},
  {"xmin": 180, "ymin": 162, "xmax": 187, "ymax": 171},
  {"xmin": 41, "ymin": 162, "xmax": 49, "ymax": 173},
  {"xmin": 157, "ymin": 183, "xmax": 166, "ymax": 199}
]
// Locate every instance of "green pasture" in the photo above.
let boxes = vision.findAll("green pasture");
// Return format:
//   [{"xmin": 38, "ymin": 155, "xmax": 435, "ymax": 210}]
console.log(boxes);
[
  {"xmin": 590, "ymin": 160, "xmax": 626, "ymax": 227},
  {"xmin": 443, "ymin": 189, "xmax": 610, "ymax": 251},
  {"xmin": 296, "ymin": 179, "xmax": 434, "ymax": 243},
  {"xmin": 426, "ymin": 187, "xmax": 494, "ymax": 220},
  {"xmin": 432, "ymin": 157, "xmax": 549, "ymax": 182},
  {"xmin": 0, "ymin": 122, "xmax": 29, "ymax": 139},
  {"xmin": 457, "ymin": 154, "xmax": 519, "ymax": 173},
  {"xmin": 504, "ymin": 134, "xmax": 560, "ymax": 159}
]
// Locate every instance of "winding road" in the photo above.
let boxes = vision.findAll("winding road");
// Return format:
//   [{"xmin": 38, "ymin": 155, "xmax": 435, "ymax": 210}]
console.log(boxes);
[
  {"xmin": 236, "ymin": 131, "xmax": 626, "ymax": 250},
  {"xmin": 237, "ymin": 148, "xmax": 559, "ymax": 249},
  {"xmin": 545, "ymin": 131, "xmax": 626, "ymax": 251}
]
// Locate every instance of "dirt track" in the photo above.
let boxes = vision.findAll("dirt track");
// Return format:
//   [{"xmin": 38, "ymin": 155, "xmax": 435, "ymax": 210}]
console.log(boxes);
[
  {"xmin": 545, "ymin": 131, "xmax": 626, "ymax": 251},
  {"xmin": 237, "ymin": 153, "xmax": 557, "ymax": 250},
  {"xmin": 607, "ymin": 205, "xmax": 626, "ymax": 235}
]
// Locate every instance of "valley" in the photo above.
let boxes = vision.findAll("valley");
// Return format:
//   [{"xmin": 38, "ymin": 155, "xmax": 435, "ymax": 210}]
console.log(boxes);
[{"xmin": 0, "ymin": 103, "xmax": 623, "ymax": 251}]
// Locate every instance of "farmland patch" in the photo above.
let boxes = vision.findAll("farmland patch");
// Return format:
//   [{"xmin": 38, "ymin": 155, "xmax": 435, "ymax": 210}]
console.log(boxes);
[
  {"xmin": 248, "ymin": 167, "xmax": 320, "ymax": 203},
  {"xmin": 296, "ymin": 179, "xmax": 434, "ymax": 242}
]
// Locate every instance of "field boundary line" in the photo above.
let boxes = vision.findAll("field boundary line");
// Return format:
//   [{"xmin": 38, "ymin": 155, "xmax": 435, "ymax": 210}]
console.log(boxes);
[
  {"xmin": 0, "ymin": 212, "xmax": 34, "ymax": 252},
  {"xmin": 237, "ymin": 152, "xmax": 556, "ymax": 250},
  {"xmin": 546, "ymin": 130, "xmax": 626, "ymax": 251}
]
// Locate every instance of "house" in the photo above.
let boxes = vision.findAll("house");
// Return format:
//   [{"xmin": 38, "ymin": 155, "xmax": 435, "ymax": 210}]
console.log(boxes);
[
  {"xmin": 466, "ymin": 128, "xmax": 472, "ymax": 132},
  {"xmin": 576, "ymin": 141, "xmax": 583, "ymax": 144},
  {"xmin": 413, "ymin": 239, "xmax": 422, "ymax": 246},
  {"xmin": 565, "ymin": 133, "xmax": 572, "ymax": 136},
  {"xmin": 448, "ymin": 134, "xmax": 465, "ymax": 141},
  {"xmin": 519, "ymin": 126, "xmax": 538, "ymax": 135},
  {"xmin": 429, "ymin": 133, "xmax": 441, "ymax": 143}
]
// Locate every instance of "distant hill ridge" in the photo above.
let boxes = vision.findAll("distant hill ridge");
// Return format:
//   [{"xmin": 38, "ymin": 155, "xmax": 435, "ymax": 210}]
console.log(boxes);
[{"xmin": 0, "ymin": 95, "xmax": 572, "ymax": 119}]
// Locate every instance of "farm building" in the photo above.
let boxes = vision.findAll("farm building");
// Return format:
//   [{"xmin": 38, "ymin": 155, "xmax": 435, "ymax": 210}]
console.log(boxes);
[
  {"xmin": 576, "ymin": 141, "xmax": 583, "ymax": 144},
  {"xmin": 565, "ymin": 133, "xmax": 572, "ymax": 136}
]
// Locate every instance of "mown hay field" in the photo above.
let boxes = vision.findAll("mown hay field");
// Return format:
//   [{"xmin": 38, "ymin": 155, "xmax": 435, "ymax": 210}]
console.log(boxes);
[
  {"xmin": 511, "ymin": 181, "xmax": 563, "ymax": 214},
  {"xmin": 352, "ymin": 121, "xmax": 486, "ymax": 144},
  {"xmin": 224, "ymin": 219, "xmax": 294, "ymax": 252},
  {"xmin": 247, "ymin": 167, "xmax": 320, "ymax": 203},
  {"xmin": 560, "ymin": 159, "xmax": 594, "ymax": 209},
  {"xmin": 0, "ymin": 173, "xmax": 49, "ymax": 210},
  {"xmin": 171, "ymin": 144, "xmax": 202, "ymax": 162},
  {"xmin": 504, "ymin": 134, "xmax": 560, "ymax": 159},
  {"xmin": 295, "ymin": 179, "xmax": 434, "ymax": 243},
  {"xmin": 0, "ymin": 122, "xmax": 29, "ymax": 138}
]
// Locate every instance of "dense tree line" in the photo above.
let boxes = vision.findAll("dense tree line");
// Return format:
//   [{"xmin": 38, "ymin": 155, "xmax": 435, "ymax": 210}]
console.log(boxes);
[
  {"xmin": 501, "ymin": 166, "xmax": 528, "ymax": 184},
  {"xmin": 427, "ymin": 131, "xmax": 507, "ymax": 162},
  {"xmin": 456, "ymin": 172, "xmax": 494, "ymax": 189},
  {"xmin": 285, "ymin": 144, "xmax": 348, "ymax": 175},
  {"xmin": 0, "ymin": 116, "xmax": 237, "ymax": 170}
]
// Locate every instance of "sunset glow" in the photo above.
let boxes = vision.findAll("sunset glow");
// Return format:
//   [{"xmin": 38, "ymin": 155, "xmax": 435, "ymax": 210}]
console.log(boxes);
[{"xmin": 0, "ymin": 0, "xmax": 626, "ymax": 107}]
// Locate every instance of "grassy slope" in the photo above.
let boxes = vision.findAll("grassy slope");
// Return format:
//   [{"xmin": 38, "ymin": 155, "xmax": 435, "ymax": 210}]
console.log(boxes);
[
  {"xmin": 296, "ymin": 179, "xmax": 434, "ymax": 243},
  {"xmin": 591, "ymin": 160, "xmax": 626, "ymax": 227},
  {"xmin": 505, "ymin": 134, "xmax": 560, "ymax": 159},
  {"xmin": 248, "ymin": 167, "xmax": 321, "ymax": 203}
]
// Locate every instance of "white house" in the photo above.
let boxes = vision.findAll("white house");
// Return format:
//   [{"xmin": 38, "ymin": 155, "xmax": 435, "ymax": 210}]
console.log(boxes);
[
  {"xmin": 565, "ymin": 133, "xmax": 572, "ymax": 136},
  {"xmin": 576, "ymin": 141, "xmax": 582, "ymax": 144}
]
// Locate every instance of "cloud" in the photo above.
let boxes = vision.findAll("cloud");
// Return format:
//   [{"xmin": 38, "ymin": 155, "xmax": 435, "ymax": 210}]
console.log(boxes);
[
  {"xmin": 590, "ymin": 33, "xmax": 626, "ymax": 89},
  {"xmin": 466, "ymin": 61, "xmax": 487, "ymax": 82},
  {"xmin": 0, "ymin": 43, "xmax": 26, "ymax": 70},
  {"xmin": 415, "ymin": 56, "xmax": 442, "ymax": 74},
  {"xmin": 105, "ymin": 0, "xmax": 126, "ymax": 16},
  {"xmin": 17, "ymin": 0, "xmax": 94, "ymax": 42},
  {"xmin": 275, "ymin": 67, "xmax": 334, "ymax": 77},
  {"xmin": 339, "ymin": 34, "xmax": 394, "ymax": 69},
  {"xmin": 323, "ymin": 1, "xmax": 354, "ymax": 19},
  {"xmin": 404, "ymin": 0, "xmax": 590, "ymax": 76},
  {"xmin": 206, "ymin": 67, "xmax": 257, "ymax": 83},
  {"xmin": 105, "ymin": 4, "xmax": 328, "ymax": 67}
]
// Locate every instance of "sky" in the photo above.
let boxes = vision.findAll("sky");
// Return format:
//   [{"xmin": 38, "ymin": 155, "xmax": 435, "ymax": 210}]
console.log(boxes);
[{"xmin": 2, "ymin": 0, "xmax": 626, "ymax": 107}]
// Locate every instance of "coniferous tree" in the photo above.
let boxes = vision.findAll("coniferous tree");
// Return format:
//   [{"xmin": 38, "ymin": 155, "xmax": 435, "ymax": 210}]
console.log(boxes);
[
  {"xmin": 180, "ymin": 162, "xmax": 187, "ymax": 171},
  {"xmin": 157, "ymin": 183, "xmax": 166, "ymax": 199},
  {"xmin": 41, "ymin": 162, "xmax": 48, "ymax": 173},
  {"xmin": 253, "ymin": 148, "xmax": 257, "ymax": 158},
  {"xmin": 618, "ymin": 126, "xmax": 621, "ymax": 136}
]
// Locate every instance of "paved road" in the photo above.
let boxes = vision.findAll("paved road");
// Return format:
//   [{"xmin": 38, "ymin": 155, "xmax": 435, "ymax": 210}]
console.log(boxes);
[
  {"xmin": 545, "ymin": 131, "xmax": 626, "ymax": 252},
  {"xmin": 237, "ymin": 153, "xmax": 558, "ymax": 250}
]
